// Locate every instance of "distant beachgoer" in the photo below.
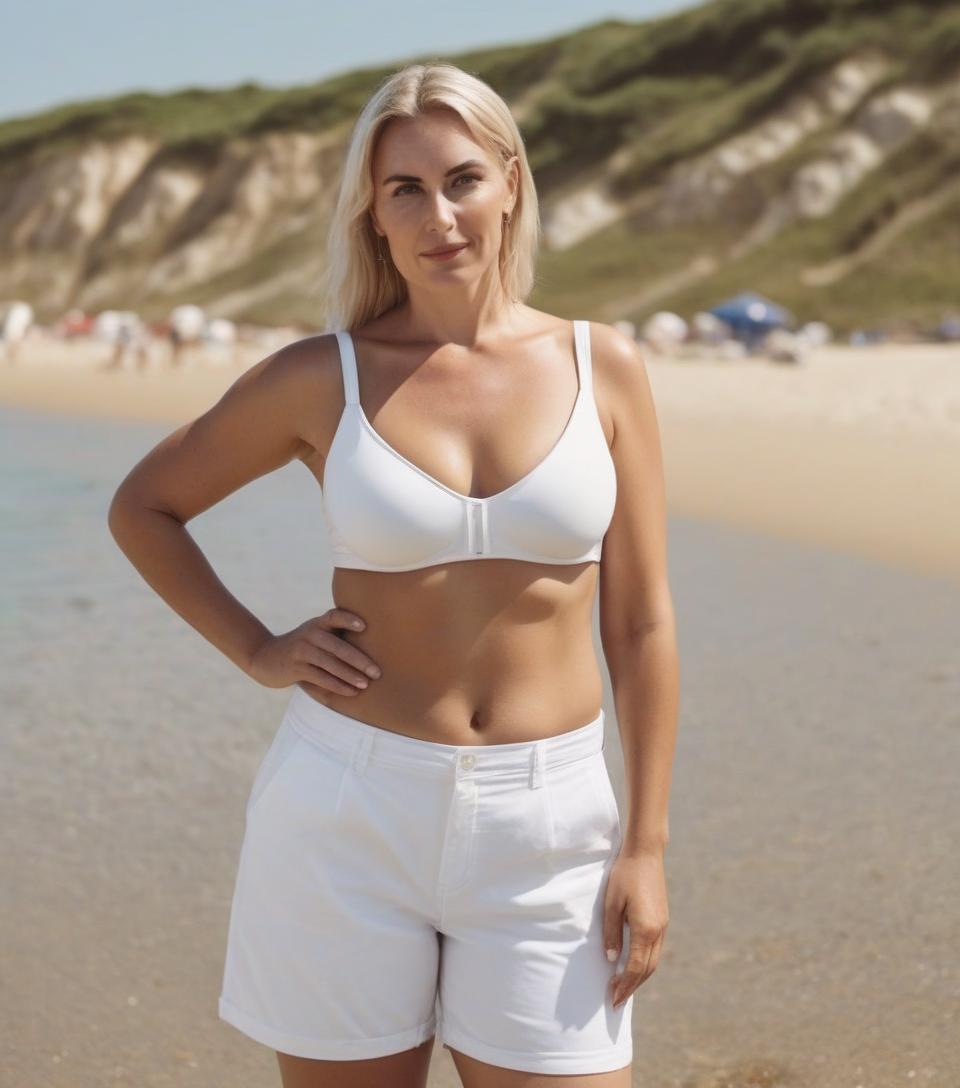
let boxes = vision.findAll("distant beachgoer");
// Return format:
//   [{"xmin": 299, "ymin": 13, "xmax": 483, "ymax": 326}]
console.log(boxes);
[
  {"xmin": 167, "ymin": 322, "xmax": 184, "ymax": 367},
  {"xmin": 100, "ymin": 312, "xmax": 151, "ymax": 372},
  {"xmin": 168, "ymin": 304, "xmax": 206, "ymax": 368},
  {"xmin": 103, "ymin": 322, "xmax": 131, "ymax": 371},
  {"xmin": 1, "ymin": 300, "xmax": 34, "ymax": 364}
]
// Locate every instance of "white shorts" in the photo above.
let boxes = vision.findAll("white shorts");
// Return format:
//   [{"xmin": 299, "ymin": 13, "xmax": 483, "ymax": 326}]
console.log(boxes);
[{"xmin": 218, "ymin": 685, "xmax": 634, "ymax": 1075}]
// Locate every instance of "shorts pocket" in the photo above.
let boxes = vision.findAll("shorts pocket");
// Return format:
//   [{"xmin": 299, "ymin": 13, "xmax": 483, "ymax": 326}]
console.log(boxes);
[
  {"xmin": 245, "ymin": 720, "xmax": 304, "ymax": 822},
  {"xmin": 248, "ymin": 717, "xmax": 355, "ymax": 838},
  {"xmin": 595, "ymin": 757, "xmax": 622, "ymax": 837},
  {"xmin": 543, "ymin": 752, "xmax": 621, "ymax": 875}
]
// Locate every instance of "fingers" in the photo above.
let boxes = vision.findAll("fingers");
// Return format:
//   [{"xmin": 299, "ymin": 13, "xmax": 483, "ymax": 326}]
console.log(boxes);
[
  {"xmin": 315, "ymin": 627, "xmax": 382, "ymax": 679},
  {"xmin": 603, "ymin": 886, "xmax": 667, "ymax": 1008},
  {"xmin": 299, "ymin": 660, "xmax": 368, "ymax": 696},
  {"xmin": 611, "ymin": 929, "xmax": 665, "ymax": 1009},
  {"xmin": 313, "ymin": 613, "xmax": 378, "ymax": 678},
  {"xmin": 322, "ymin": 608, "xmax": 367, "ymax": 633},
  {"xmin": 297, "ymin": 674, "xmax": 362, "ymax": 700},
  {"xmin": 299, "ymin": 642, "xmax": 378, "ymax": 694},
  {"xmin": 603, "ymin": 886, "xmax": 624, "ymax": 965}
]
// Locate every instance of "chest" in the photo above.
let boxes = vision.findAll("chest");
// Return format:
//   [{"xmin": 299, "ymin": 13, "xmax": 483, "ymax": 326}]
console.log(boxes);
[{"xmin": 306, "ymin": 340, "xmax": 614, "ymax": 502}]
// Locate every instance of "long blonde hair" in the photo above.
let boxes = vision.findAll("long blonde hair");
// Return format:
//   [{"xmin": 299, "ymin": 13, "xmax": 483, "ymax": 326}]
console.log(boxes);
[{"xmin": 316, "ymin": 62, "xmax": 540, "ymax": 333}]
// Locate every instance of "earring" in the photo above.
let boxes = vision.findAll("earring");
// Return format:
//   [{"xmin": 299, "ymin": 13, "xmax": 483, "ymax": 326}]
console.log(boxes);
[
  {"xmin": 376, "ymin": 236, "xmax": 388, "ymax": 263},
  {"xmin": 503, "ymin": 211, "xmax": 512, "ymax": 226}
]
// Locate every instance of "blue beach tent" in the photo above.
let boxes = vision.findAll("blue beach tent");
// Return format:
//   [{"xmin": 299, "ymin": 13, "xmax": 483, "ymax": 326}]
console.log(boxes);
[{"xmin": 709, "ymin": 291, "xmax": 793, "ymax": 348}]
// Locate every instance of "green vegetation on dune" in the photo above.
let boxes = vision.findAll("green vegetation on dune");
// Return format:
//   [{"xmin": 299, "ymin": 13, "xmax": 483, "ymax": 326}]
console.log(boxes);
[
  {"xmin": 4, "ymin": 0, "xmax": 953, "ymax": 162},
  {"xmin": 2, "ymin": 0, "xmax": 958, "ymax": 333}
]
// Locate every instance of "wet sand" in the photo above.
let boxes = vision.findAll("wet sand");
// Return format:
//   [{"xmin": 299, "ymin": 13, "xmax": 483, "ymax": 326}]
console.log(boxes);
[{"xmin": 2, "ymin": 334, "xmax": 958, "ymax": 1086}]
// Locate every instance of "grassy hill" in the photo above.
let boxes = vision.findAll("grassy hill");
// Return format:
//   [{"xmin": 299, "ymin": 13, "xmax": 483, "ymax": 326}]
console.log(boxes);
[{"xmin": 2, "ymin": 0, "xmax": 959, "ymax": 334}]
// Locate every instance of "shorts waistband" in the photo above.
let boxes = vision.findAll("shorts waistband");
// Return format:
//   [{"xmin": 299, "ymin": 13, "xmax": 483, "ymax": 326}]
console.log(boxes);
[{"xmin": 283, "ymin": 685, "xmax": 605, "ymax": 785}]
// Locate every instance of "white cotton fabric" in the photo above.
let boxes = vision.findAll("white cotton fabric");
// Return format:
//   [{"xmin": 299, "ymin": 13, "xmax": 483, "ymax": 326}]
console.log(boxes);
[{"xmin": 219, "ymin": 685, "xmax": 634, "ymax": 1075}]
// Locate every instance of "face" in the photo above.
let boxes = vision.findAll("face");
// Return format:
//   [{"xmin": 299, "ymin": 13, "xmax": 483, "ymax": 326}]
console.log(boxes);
[{"xmin": 369, "ymin": 108, "xmax": 518, "ymax": 287}]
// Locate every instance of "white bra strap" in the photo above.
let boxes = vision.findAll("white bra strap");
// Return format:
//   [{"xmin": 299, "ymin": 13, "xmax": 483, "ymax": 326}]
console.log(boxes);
[
  {"xmin": 335, "ymin": 330, "xmax": 359, "ymax": 405},
  {"xmin": 573, "ymin": 319, "xmax": 594, "ymax": 398}
]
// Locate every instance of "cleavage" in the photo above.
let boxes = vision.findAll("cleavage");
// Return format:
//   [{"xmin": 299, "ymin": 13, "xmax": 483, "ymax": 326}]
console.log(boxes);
[{"xmin": 355, "ymin": 342, "xmax": 579, "ymax": 500}]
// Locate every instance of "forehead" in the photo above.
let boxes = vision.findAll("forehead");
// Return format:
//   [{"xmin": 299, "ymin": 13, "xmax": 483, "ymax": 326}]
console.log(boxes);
[{"xmin": 373, "ymin": 110, "xmax": 491, "ymax": 173}]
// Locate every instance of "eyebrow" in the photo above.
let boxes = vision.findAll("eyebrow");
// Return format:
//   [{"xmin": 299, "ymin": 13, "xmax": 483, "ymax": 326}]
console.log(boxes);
[{"xmin": 381, "ymin": 159, "xmax": 485, "ymax": 186}]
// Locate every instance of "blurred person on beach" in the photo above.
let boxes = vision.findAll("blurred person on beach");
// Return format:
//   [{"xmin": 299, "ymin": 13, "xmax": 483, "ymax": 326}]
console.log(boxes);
[
  {"xmin": 108, "ymin": 62, "xmax": 678, "ymax": 1088},
  {"xmin": 0, "ymin": 300, "xmax": 34, "ymax": 364},
  {"xmin": 168, "ymin": 320, "xmax": 184, "ymax": 366},
  {"xmin": 167, "ymin": 304, "xmax": 207, "ymax": 369},
  {"xmin": 101, "ymin": 312, "xmax": 152, "ymax": 372}
]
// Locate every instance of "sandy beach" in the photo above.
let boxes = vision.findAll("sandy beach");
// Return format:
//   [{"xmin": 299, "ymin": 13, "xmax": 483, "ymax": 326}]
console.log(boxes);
[
  {"xmin": 3, "ymin": 335, "xmax": 959, "ymax": 1087},
  {"xmin": 3, "ymin": 332, "xmax": 959, "ymax": 583}
]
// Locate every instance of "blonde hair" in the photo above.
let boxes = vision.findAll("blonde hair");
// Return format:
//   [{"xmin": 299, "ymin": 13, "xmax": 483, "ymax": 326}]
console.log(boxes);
[{"xmin": 316, "ymin": 62, "xmax": 540, "ymax": 333}]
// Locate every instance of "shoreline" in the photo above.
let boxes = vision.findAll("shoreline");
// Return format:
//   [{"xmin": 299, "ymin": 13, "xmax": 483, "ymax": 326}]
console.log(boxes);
[{"xmin": 3, "ymin": 338, "xmax": 959, "ymax": 585}]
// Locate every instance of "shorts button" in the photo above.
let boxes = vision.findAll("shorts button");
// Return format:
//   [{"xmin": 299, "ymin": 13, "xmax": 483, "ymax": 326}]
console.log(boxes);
[{"xmin": 459, "ymin": 753, "xmax": 476, "ymax": 769}]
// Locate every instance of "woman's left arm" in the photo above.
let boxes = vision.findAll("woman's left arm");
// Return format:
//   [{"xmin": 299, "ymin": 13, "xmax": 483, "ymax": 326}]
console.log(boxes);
[{"xmin": 592, "ymin": 322, "xmax": 680, "ymax": 1006}]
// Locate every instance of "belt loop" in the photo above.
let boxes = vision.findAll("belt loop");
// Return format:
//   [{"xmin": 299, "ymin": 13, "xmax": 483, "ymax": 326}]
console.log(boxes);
[
  {"xmin": 529, "ymin": 741, "xmax": 545, "ymax": 790},
  {"xmin": 352, "ymin": 731, "xmax": 374, "ymax": 777}
]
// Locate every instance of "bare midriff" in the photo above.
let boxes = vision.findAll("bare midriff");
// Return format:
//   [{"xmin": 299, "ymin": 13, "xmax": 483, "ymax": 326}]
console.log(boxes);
[{"xmin": 300, "ymin": 560, "xmax": 605, "ymax": 745}]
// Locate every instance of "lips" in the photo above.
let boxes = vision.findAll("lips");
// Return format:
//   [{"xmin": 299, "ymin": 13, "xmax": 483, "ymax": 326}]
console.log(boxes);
[{"xmin": 422, "ymin": 243, "xmax": 468, "ymax": 257}]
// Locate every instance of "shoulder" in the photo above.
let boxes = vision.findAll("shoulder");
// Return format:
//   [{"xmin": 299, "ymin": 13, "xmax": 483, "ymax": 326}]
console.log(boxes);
[
  {"xmin": 249, "ymin": 331, "xmax": 347, "ymax": 408},
  {"xmin": 586, "ymin": 321, "xmax": 650, "ymax": 390},
  {"xmin": 231, "ymin": 332, "xmax": 348, "ymax": 456},
  {"xmin": 583, "ymin": 321, "xmax": 656, "ymax": 445},
  {"xmin": 261, "ymin": 331, "xmax": 343, "ymax": 386}
]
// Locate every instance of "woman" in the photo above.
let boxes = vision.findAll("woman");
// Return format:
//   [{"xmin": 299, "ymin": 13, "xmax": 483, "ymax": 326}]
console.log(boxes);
[{"xmin": 108, "ymin": 62, "xmax": 679, "ymax": 1088}]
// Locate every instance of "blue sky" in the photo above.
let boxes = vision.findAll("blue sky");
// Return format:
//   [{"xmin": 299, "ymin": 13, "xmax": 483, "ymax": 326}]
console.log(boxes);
[{"xmin": 3, "ymin": 0, "xmax": 704, "ymax": 123}]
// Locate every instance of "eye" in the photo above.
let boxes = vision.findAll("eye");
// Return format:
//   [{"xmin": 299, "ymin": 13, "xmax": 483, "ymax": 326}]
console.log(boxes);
[{"xmin": 392, "ymin": 174, "xmax": 481, "ymax": 196}]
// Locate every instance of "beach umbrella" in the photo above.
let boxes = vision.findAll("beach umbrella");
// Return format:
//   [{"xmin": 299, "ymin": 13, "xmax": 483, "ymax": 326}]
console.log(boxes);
[
  {"xmin": 798, "ymin": 321, "xmax": 832, "ymax": 347},
  {"xmin": 691, "ymin": 311, "xmax": 728, "ymax": 343},
  {"xmin": 708, "ymin": 291, "xmax": 793, "ymax": 346},
  {"xmin": 642, "ymin": 311, "xmax": 688, "ymax": 353},
  {"xmin": 206, "ymin": 317, "xmax": 237, "ymax": 345},
  {"xmin": 1, "ymin": 299, "xmax": 33, "ymax": 340},
  {"xmin": 169, "ymin": 304, "xmax": 206, "ymax": 341}
]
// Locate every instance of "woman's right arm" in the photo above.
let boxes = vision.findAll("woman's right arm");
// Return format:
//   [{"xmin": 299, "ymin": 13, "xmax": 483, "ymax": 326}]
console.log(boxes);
[{"xmin": 106, "ymin": 335, "xmax": 379, "ymax": 696}]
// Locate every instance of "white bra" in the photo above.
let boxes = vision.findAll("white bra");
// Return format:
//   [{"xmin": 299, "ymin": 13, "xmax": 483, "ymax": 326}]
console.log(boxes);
[{"xmin": 320, "ymin": 320, "xmax": 617, "ymax": 572}]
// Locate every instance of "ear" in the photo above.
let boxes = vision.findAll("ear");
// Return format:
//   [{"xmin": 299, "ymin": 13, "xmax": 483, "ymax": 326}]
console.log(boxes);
[{"xmin": 505, "ymin": 155, "xmax": 520, "ymax": 212}]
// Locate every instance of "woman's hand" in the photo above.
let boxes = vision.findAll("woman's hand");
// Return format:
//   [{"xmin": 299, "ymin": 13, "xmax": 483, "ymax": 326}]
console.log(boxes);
[
  {"xmin": 603, "ymin": 850, "xmax": 669, "ymax": 1009},
  {"xmin": 246, "ymin": 609, "xmax": 381, "ymax": 697}
]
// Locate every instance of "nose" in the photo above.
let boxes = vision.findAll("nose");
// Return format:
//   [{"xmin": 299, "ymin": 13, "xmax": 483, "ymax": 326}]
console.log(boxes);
[{"xmin": 423, "ymin": 191, "xmax": 458, "ymax": 233}]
